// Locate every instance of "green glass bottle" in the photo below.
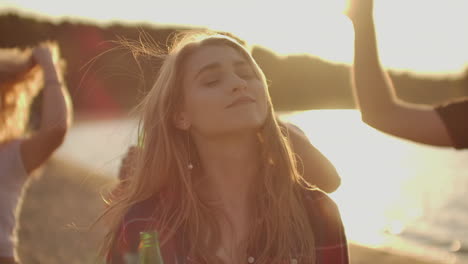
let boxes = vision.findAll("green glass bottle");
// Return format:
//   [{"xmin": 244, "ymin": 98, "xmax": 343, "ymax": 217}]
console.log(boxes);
[
  {"xmin": 139, "ymin": 231, "xmax": 164, "ymax": 264},
  {"xmin": 137, "ymin": 127, "xmax": 144, "ymax": 148}
]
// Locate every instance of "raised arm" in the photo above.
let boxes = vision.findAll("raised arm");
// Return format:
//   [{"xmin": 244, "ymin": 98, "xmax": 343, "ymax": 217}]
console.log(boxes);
[
  {"xmin": 346, "ymin": 0, "xmax": 452, "ymax": 147},
  {"xmin": 20, "ymin": 44, "xmax": 73, "ymax": 173}
]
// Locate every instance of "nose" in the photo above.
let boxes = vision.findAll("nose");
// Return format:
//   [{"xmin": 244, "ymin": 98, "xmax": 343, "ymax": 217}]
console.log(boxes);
[{"xmin": 229, "ymin": 73, "xmax": 247, "ymax": 93}]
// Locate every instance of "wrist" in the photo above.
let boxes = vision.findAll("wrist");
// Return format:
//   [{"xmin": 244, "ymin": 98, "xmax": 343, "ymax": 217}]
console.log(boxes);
[
  {"xmin": 37, "ymin": 56, "xmax": 55, "ymax": 67},
  {"xmin": 42, "ymin": 66, "xmax": 60, "ymax": 80},
  {"xmin": 352, "ymin": 17, "xmax": 375, "ymax": 33},
  {"xmin": 351, "ymin": 15, "xmax": 374, "ymax": 27}
]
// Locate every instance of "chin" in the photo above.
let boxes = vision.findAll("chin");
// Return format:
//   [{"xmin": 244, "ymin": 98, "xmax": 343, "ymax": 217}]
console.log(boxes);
[{"xmin": 228, "ymin": 116, "xmax": 265, "ymax": 133}]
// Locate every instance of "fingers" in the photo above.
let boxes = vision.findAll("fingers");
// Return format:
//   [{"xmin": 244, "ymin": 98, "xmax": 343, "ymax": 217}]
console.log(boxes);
[
  {"xmin": 32, "ymin": 46, "xmax": 54, "ymax": 66},
  {"xmin": 32, "ymin": 42, "xmax": 60, "ymax": 65}
]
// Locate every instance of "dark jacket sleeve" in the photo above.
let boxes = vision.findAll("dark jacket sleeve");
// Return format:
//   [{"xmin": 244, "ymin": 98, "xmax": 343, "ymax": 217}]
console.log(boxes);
[{"xmin": 436, "ymin": 98, "xmax": 468, "ymax": 149}]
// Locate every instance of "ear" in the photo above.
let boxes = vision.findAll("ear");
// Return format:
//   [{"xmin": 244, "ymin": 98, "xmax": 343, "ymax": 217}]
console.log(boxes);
[{"xmin": 173, "ymin": 111, "xmax": 191, "ymax": 130}]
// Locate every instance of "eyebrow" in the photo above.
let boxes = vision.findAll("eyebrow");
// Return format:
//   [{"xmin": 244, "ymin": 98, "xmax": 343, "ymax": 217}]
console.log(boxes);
[{"xmin": 194, "ymin": 60, "xmax": 249, "ymax": 80}]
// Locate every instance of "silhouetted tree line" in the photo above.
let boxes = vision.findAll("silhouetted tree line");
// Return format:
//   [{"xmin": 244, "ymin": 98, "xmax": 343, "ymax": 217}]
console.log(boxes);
[{"xmin": 1, "ymin": 13, "xmax": 467, "ymax": 115}]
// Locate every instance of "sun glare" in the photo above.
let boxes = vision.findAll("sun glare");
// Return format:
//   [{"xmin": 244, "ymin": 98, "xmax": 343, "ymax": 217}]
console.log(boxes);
[
  {"xmin": 281, "ymin": 110, "xmax": 425, "ymax": 246},
  {"xmin": 210, "ymin": 0, "xmax": 354, "ymax": 63},
  {"xmin": 2, "ymin": 0, "xmax": 468, "ymax": 75}
]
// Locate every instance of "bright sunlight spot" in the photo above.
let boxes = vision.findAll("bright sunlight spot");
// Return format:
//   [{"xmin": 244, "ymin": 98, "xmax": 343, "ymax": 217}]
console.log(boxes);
[{"xmin": 281, "ymin": 110, "xmax": 427, "ymax": 245}]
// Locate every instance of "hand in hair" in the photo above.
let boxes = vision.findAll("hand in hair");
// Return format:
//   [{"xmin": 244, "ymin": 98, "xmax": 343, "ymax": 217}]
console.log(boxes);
[
  {"xmin": 20, "ymin": 42, "xmax": 72, "ymax": 174},
  {"xmin": 32, "ymin": 43, "xmax": 60, "ymax": 82}
]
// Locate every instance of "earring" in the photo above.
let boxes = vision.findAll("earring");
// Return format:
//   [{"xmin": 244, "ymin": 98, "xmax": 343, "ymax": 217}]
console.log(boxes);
[{"xmin": 187, "ymin": 132, "xmax": 194, "ymax": 170}]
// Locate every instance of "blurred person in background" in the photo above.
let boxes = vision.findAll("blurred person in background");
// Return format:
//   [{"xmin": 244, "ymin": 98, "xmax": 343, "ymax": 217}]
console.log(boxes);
[
  {"xmin": 347, "ymin": 0, "xmax": 468, "ymax": 149},
  {"xmin": 0, "ymin": 43, "xmax": 72, "ymax": 264}
]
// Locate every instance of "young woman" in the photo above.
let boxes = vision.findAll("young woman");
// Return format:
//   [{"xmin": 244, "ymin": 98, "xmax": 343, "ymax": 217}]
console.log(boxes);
[
  {"xmin": 0, "ymin": 43, "xmax": 72, "ymax": 264},
  {"xmin": 103, "ymin": 31, "xmax": 348, "ymax": 264}
]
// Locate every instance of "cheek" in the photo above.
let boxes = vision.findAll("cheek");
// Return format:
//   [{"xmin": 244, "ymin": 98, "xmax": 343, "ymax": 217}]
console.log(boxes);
[
  {"xmin": 254, "ymin": 82, "xmax": 269, "ymax": 114},
  {"xmin": 184, "ymin": 87, "xmax": 225, "ymax": 127}
]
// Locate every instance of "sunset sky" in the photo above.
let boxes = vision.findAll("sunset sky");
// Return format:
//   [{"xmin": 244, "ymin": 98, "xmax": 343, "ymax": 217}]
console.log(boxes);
[{"xmin": 1, "ymin": 0, "xmax": 467, "ymax": 76}]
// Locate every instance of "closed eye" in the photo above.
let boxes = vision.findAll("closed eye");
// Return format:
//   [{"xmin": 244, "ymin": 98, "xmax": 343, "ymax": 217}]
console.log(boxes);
[
  {"xmin": 237, "ymin": 66, "xmax": 257, "ymax": 80},
  {"xmin": 203, "ymin": 78, "xmax": 220, "ymax": 87},
  {"xmin": 205, "ymin": 79, "xmax": 220, "ymax": 86},
  {"xmin": 239, "ymin": 71, "xmax": 256, "ymax": 80},
  {"xmin": 201, "ymin": 72, "xmax": 222, "ymax": 87}
]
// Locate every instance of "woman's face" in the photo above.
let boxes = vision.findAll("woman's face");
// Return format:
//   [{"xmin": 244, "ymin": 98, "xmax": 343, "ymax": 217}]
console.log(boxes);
[{"xmin": 178, "ymin": 44, "xmax": 268, "ymax": 137}]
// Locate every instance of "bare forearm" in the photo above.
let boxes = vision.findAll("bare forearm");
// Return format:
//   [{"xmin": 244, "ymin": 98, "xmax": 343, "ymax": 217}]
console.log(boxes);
[
  {"xmin": 20, "ymin": 46, "xmax": 73, "ymax": 173},
  {"xmin": 40, "ymin": 62, "xmax": 71, "ymax": 132},
  {"xmin": 352, "ymin": 18, "xmax": 399, "ymax": 122},
  {"xmin": 344, "ymin": 0, "xmax": 452, "ymax": 146}
]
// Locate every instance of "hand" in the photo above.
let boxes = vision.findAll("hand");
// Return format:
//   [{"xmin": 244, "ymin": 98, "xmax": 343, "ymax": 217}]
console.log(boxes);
[
  {"xmin": 32, "ymin": 44, "xmax": 55, "ymax": 66},
  {"xmin": 32, "ymin": 42, "xmax": 60, "ymax": 81},
  {"xmin": 344, "ymin": 0, "xmax": 374, "ymax": 24}
]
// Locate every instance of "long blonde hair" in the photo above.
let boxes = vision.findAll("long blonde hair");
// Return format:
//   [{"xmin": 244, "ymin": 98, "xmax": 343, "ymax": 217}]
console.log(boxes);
[{"xmin": 102, "ymin": 31, "xmax": 316, "ymax": 263}]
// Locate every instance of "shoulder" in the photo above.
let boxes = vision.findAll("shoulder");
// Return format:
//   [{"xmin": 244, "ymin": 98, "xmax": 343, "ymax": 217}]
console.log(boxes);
[
  {"xmin": 301, "ymin": 187, "xmax": 333, "ymax": 204},
  {"xmin": 278, "ymin": 120, "xmax": 307, "ymax": 138},
  {"xmin": 301, "ymin": 188, "xmax": 341, "ymax": 221},
  {"xmin": 301, "ymin": 188, "xmax": 348, "ymax": 249},
  {"xmin": 301, "ymin": 188, "xmax": 349, "ymax": 262}
]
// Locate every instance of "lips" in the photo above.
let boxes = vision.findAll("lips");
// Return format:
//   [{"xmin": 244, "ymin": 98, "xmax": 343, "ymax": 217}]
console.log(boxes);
[{"xmin": 226, "ymin": 96, "xmax": 256, "ymax": 108}]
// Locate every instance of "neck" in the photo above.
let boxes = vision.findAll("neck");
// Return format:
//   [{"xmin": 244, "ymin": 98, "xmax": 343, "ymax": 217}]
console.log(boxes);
[{"xmin": 193, "ymin": 131, "xmax": 260, "ymax": 210}]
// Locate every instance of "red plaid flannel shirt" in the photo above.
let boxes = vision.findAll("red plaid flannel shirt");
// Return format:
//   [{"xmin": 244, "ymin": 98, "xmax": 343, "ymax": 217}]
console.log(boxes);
[{"xmin": 107, "ymin": 189, "xmax": 349, "ymax": 264}]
